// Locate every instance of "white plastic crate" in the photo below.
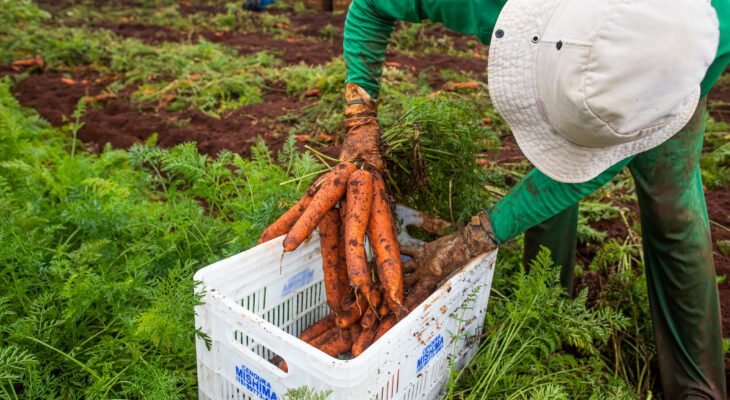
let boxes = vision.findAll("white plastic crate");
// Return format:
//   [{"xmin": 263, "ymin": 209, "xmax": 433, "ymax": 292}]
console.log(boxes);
[{"xmin": 194, "ymin": 208, "xmax": 497, "ymax": 400}]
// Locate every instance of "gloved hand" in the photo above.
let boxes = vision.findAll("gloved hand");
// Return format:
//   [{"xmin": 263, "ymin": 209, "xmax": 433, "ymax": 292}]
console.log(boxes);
[
  {"xmin": 339, "ymin": 83, "xmax": 384, "ymax": 171},
  {"xmin": 401, "ymin": 211, "xmax": 498, "ymax": 308}
]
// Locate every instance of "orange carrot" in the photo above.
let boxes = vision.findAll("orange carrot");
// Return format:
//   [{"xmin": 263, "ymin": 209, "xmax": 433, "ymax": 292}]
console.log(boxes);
[
  {"xmin": 367, "ymin": 173, "xmax": 405, "ymax": 314},
  {"xmin": 319, "ymin": 209, "xmax": 345, "ymax": 314},
  {"xmin": 352, "ymin": 323, "xmax": 377, "ymax": 356},
  {"xmin": 270, "ymin": 355, "xmax": 288, "ymax": 372},
  {"xmin": 377, "ymin": 302, "xmax": 390, "ymax": 318},
  {"xmin": 284, "ymin": 162, "xmax": 356, "ymax": 251},
  {"xmin": 312, "ymin": 328, "xmax": 352, "ymax": 357},
  {"xmin": 349, "ymin": 323, "xmax": 362, "ymax": 344},
  {"xmin": 335, "ymin": 295, "xmax": 368, "ymax": 329},
  {"xmin": 345, "ymin": 169, "xmax": 378, "ymax": 307},
  {"xmin": 299, "ymin": 314, "xmax": 335, "ymax": 344},
  {"xmin": 374, "ymin": 314, "xmax": 396, "ymax": 340},
  {"xmin": 336, "ymin": 202, "xmax": 352, "ymax": 294},
  {"xmin": 258, "ymin": 194, "xmax": 314, "ymax": 244},
  {"xmin": 360, "ymin": 306, "xmax": 377, "ymax": 330}
]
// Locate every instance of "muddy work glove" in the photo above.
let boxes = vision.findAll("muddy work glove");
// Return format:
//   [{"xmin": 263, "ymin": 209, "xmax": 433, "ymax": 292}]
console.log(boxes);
[
  {"xmin": 339, "ymin": 83, "xmax": 384, "ymax": 171},
  {"xmin": 401, "ymin": 211, "xmax": 497, "ymax": 307}
]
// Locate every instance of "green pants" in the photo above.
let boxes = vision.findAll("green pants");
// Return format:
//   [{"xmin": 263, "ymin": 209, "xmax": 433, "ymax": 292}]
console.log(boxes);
[{"xmin": 489, "ymin": 98, "xmax": 726, "ymax": 399}]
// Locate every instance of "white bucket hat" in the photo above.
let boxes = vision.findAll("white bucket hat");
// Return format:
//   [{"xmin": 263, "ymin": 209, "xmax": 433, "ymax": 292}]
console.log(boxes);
[{"xmin": 487, "ymin": 0, "xmax": 719, "ymax": 183}]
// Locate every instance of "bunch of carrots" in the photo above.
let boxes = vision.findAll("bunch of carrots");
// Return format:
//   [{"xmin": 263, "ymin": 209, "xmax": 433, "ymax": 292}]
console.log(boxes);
[{"xmin": 259, "ymin": 162, "xmax": 436, "ymax": 363}]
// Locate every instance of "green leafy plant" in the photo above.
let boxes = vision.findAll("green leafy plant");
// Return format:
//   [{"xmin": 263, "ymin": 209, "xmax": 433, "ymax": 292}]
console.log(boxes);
[
  {"xmin": 382, "ymin": 93, "xmax": 498, "ymax": 221},
  {"xmin": 446, "ymin": 248, "xmax": 633, "ymax": 399},
  {"xmin": 0, "ymin": 79, "xmax": 317, "ymax": 399},
  {"xmin": 284, "ymin": 386, "xmax": 333, "ymax": 400}
]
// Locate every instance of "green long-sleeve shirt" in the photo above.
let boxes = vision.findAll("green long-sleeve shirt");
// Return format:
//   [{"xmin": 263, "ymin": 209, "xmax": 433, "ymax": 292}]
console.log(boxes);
[
  {"xmin": 344, "ymin": 0, "xmax": 730, "ymax": 242},
  {"xmin": 344, "ymin": 0, "xmax": 730, "ymax": 99}
]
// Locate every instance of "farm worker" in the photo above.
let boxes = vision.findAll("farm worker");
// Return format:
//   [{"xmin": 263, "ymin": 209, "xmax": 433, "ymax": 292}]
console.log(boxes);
[{"xmin": 339, "ymin": 0, "xmax": 729, "ymax": 398}]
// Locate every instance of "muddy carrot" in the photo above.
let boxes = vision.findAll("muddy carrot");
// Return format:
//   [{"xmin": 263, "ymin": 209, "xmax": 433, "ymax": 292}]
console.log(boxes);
[
  {"xmin": 335, "ymin": 295, "xmax": 368, "ymax": 329},
  {"xmin": 318, "ymin": 209, "xmax": 345, "ymax": 314},
  {"xmin": 283, "ymin": 162, "xmax": 356, "ymax": 251},
  {"xmin": 270, "ymin": 355, "xmax": 288, "ymax": 372},
  {"xmin": 345, "ymin": 169, "xmax": 378, "ymax": 307},
  {"xmin": 310, "ymin": 326, "xmax": 338, "ymax": 347},
  {"xmin": 349, "ymin": 324, "xmax": 362, "ymax": 344},
  {"xmin": 299, "ymin": 314, "xmax": 335, "ymax": 344},
  {"xmin": 374, "ymin": 314, "xmax": 397, "ymax": 340},
  {"xmin": 368, "ymin": 173, "xmax": 405, "ymax": 314},
  {"xmin": 313, "ymin": 328, "xmax": 352, "ymax": 357},
  {"xmin": 377, "ymin": 302, "xmax": 390, "ymax": 318},
  {"xmin": 336, "ymin": 202, "xmax": 352, "ymax": 293},
  {"xmin": 360, "ymin": 306, "xmax": 377, "ymax": 330},
  {"xmin": 258, "ymin": 194, "xmax": 314, "ymax": 244},
  {"xmin": 352, "ymin": 323, "xmax": 377, "ymax": 356}
]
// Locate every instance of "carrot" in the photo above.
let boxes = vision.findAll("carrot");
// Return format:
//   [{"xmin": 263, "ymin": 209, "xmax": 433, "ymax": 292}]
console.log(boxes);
[
  {"xmin": 313, "ymin": 328, "xmax": 352, "ymax": 357},
  {"xmin": 377, "ymin": 302, "xmax": 390, "ymax": 318},
  {"xmin": 349, "ymin": 324, "xmax": 362, "ymax": 344},
  {"xmin": 345, "ymin": 169, "xmax": 378, "ymax": 307},
  {"xmin": 367, "ymin": 173, "xmax": 405, "ymax": 314},
  {"xmin": 335, "ymin": 295, "xmax": 368, "ymax": 329},
  {"xmin": 374, "ymin": 314, "xmax": 397, "ymax": 340},
  {"xmin": 336, "ymin": 202, "xmax": 352, "ymax": 294},
  {"xmin": 284, "ymin": 162, "xmax": 356, "ymax": 251},
  {"xmin": 299, "ymin": 314, "xmax": 335, "ymax": 344},
  {"xmin": 352, "ymin": 323, "xmax": 377, "ymax": 356},
  {"xmin": 258, "ymin": 194, "xmax": 314, "ymax": 244},
  {"xmin": 310, "ymin": 326, "xmax": 338, "ymax": 347},
  {"xmin": 360, "ymin": 306, "xmax": 377, "ymax": 330},
  {"xmin": 318, "ymin": 209, "xmax": 345, "ymax": 314},
  {"xmin": 269, "ymin": 355, "xmax": 288, "ymax": 372}
]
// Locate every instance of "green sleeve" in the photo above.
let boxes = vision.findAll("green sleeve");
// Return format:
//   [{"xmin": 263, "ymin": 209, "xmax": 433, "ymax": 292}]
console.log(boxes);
[
  {"xmin": 488, "ymin": 157, "xmax": 634, "ymax": 243},
  {"xmin": 344, "ymin": 0, "xmax": 505, "ymax": 98},
  {"xmin": 701, "ymin": 0, "xmax": 730, "ymax": 96}
]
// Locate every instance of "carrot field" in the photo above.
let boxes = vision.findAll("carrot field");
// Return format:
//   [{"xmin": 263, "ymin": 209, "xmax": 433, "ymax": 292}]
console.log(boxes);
[{"xmin": 1, "ymin": 1, "xmax": 729, "ymax": 398}]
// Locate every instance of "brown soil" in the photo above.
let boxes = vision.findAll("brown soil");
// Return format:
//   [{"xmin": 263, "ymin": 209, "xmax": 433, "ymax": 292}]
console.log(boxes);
[
  {"xmin": 385, "ymin": 51, "xmax": 487, "ymax": 88},
  {"xmin": 493, "ymin": 134, "xmax": 524, "ymax": 163},
  {"xmin": 178, "ymin": 2, "xmax": 226, "ymax": 16},
  {"xmin": 708, "ymin": 189, "xmax": 730, "ymax": 335},
  {"xmin": 419, "ymin": 24, "xmax": 488, "ymax": 54},
  {"xmin": 86, "ymin": 22, "xmax": 341, "ymax": 66},
  {"xmin": 207, "ymin": 31, "xmax": 341, "ymax": 66},
  {"xmin": 82, "ymin": 90, "xmax": 308, "ymax": 155},
  {"xmin": 11, "ymin": 70, "xmax": 312, "ymax": 156},
  {"xmin": 573, "ymin": 270, "xmax": 607, "ymax": 307},
  {"xmin": 93, "ymin": 22, "xmax": 188, "ymax": 44},
  {"xmin": 708, "ymin": 82, "xmax": 730, "ymax": 123},
  {"xmin": 12, "ymin": 70, "xmax": 109, "ymax": 125},
  {"xmin": 284, "ymin": 10, "xmax": 346, "ymax": 39}
]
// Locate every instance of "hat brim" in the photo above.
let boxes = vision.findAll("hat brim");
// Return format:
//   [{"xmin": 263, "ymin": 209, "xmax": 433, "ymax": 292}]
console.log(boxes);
[{"xmin": 487, "ymin": 0, "xmax": 700, "ymax": 183}]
